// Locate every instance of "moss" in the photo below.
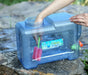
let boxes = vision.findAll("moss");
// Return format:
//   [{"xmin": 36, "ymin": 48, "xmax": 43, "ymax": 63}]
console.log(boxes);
[{"xmin": 80, "ymin": 49, "xmax": 88, "ymax": 75}]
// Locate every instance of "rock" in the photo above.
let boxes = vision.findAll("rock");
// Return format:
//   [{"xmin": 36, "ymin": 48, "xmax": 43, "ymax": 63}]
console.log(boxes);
[
  {"xmin": 0, "ymin": 51, "xmax": 87, "ymax": 75},
  {"xmin": 0, "ymin": 49, "xmax": 86, "ymax": 75},
  {"xmin": 80, "ymin": 26, "xmax": 88, "ymax": 50},
  {"xmin": 2, "ymin": 51, "xmax": 87, "ymax": 75},
  {"xmin": 62, "ymin": 5, "xmax": 88, "ymax": 15},
  {"xmin": 35, "ymin": 59, "xmax": 86, "ymax": 75},
  {"xmin": 1, "ymin": 2, "xmax": 88, "ymax": 29},
  {"xmin": 0, "ymin": 2, "xmax": 50, "ymax": 16},
  {"xmin": 0, "ymin": 2, "xmax": 51, "ymax": 28},
  {"xmin": 0, "ymin": 3, "xmax": 6, "ymax": 10},
  {"xmin": 79, "ymin": 26, "xmax": 88, "ymax": 61},
  {"xmin": 0, "ymin": 16, "xmax": 20, "ymax": 28},
  {"xmin": 0, "ymin": 53, "xmax": 3, "ymax": 61},
  {"xmin": 0, "ymin": 3, "xmax": 3, "ymax": 7},
  {"xmin": 0, "ymin": 29, "xmax": 16, "ymax": 53},
  {"xmin": 0, "ymin": 53, "xmax": 7, "ymax": 65},
  {"xmin": 0, "ymin": 65, "xmax": 20, "ymax": 75}
]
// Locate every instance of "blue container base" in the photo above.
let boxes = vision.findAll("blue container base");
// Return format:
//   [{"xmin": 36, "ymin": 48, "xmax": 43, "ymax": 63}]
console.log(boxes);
[
  {"xmin": 21, "ymin": 57, "xmax": 78, "ymax": 70},
  {"xmin": 18, "ymin": 52, "xmax": 79, "ymax": 69}
]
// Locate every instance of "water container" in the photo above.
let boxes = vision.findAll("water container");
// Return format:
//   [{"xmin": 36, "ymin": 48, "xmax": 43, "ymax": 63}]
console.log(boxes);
[{"xmin": 15, "ymin": 12, "xmax": 82, "ymax": 69}]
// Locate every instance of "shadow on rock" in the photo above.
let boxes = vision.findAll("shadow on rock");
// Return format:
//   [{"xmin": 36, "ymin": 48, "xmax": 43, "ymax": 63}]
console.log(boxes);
[{"xmin": 0, "ymin": 65, "xmax": 20, "ymax": 75}]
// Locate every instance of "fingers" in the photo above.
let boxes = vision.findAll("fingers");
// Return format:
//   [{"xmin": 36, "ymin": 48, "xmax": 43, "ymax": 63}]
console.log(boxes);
[
  {"xmin": 70, "ymin": 14, "xmax": 84, "ymax": 21},
  {"xmin": 70, "ymin": 14, "xmax": 84, "ymax": 20},
  {"xmin": 38, "ymin": 31, "xmax": 43, "ymax": 40},
  {"xmin": 39, "ymin": 34, "xmax": 42, "ymax": 40},
  {"xmin": 33, "ymin": 34, "xmax": 38, "ymax": 45},
  {"xmin": 70, "ymin": 18, "xmax": 86, "ymax": 26},
  {"xmin": 33, "ymin": 22, "xmax": 43, "ymax": 45},
  {"xmin": 33, "ymin": 33, "xmax": 42, "ymax": 45},
  {"xmin": 73, "ymin": 22, "xmax": 85, "ymax": 26},
  {"xmin": 70, "ymin": 14, "xmax": 86, "ymax": 26},
  {"xmin": 70, "ymin": 17, "xmax": 85, "ymax": 25},
  {"xmin": 33, "ymin": 31, "xmax": 43, "ymax": 45},
  {"xmin": 70, "ymin": 18, "xmax": 85, "ymax": 23},
  {"xmin": 70, "ymin": 16, "xmax": 83, "ymax": 19}
]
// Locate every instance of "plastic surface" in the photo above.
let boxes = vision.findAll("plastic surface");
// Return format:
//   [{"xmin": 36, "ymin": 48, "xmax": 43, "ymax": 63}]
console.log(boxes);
[
  {"xmin": 41, "ymin": 39, "xmax": 63, "ymax": 50},
  {"xmin": 79, "ymin": 41, "xmax": 83, "ymax": 47},
  {"xmin": 32, "ymin": 37, "xmax": 42, "ymax": 61},
  {"xmin": 15, "ymin": 12, "xmax": 82, "ymax": 69},
  {"xmin": 32, "ymin": 47, "xmax": 38, "ymax": 59}
]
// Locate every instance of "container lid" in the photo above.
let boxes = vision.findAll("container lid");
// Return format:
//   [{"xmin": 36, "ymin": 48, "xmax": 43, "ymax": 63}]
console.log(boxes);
[
  {"xmin": 44, "ymin": 12, "xmax": 74, "ymax": 27},
  {"xmin": 25, "ymin": 17, "xmax": 43, "ymax": 29},
  {"xmin": 46, "ymin": 12, "xmax": 73, "ymax": 22},
  {"xmin": 25, "ymin": 16, "xmax": 54, "ymax": 29}
]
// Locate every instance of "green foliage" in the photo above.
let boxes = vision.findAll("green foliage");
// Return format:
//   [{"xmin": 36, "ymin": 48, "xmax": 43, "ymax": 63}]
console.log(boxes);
[
  {"xmin": 73, "ymin": 0, "xmax": 88, "ymax": 6},
  {"xmin": 0, "ymin": 0, "xmax": 28, "ymax": 5},
  {"xmin": 0, "ymin": 0, "xmax": 88, "ymax": 6},
  {"xmin": 80, "ymin": 49, "xmax": 88, "ymax": 74},
  {"xmin": 0, "ymin": 0, "xmax": 53, "ymax": 5}
]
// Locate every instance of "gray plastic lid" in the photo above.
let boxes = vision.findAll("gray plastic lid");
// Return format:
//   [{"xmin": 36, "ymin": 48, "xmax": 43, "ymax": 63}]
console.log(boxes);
[{"xmin": 25, "ymin": 17, "xmax": 43, "ymax": 29}]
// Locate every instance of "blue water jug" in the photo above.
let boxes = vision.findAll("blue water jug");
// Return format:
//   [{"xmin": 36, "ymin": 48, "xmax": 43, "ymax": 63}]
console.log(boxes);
[{"xmin": 15, "ymin": 12, "xmax": 82, "ymax": 69}]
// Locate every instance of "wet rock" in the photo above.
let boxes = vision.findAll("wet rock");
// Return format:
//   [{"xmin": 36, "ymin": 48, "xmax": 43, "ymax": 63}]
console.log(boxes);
[
  {"xmin": 0, "ymin": 29, "xmax": 16, "ymax": 52},
  {"xmin": 0, "ymin": 3, "xmax": 6, "ymax": 10},
  {"xmin": 80, "ymin": 26, "xmax": 88, "ymax": 50},
  {"xmin": 35, "ymin": 59, "xmax": 86, "ymax": 75},
  {"xmin": 0, "ymin": 65, "xmax": 20, "ymax": 75},
  {"xmin": 0, "ymin": 51, "xmax": 86, "ymax": 75},
  {"xmin": 0, "ymin": 53, "xmax": 7, "ymax": 65},
  {"xmin": 0, "ymin": 46, "xmax": 9, "ymax": 51},
  {"xmin": 0, "ymin": 53, "xmax": 5, "ymax": 61},
  {"xmin": 11, "ymin": 57, "xmax": 23, "ymax": 69}
]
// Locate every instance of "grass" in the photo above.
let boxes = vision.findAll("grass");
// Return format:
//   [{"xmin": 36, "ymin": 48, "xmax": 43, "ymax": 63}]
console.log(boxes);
[
  {"xmin": 0, "ymin": 0, "xmax": 28, "ymax": 5},
  {"xmin": 73, "ymin": 0, "xmax": 88, "ymax": 6},
  {"xmin": 0, "ymin": 0, "xmax": 88, "ymax": 5},
  {"xmin": 80, "ymin": 49, "xmax": 88, "ymax": 74}
]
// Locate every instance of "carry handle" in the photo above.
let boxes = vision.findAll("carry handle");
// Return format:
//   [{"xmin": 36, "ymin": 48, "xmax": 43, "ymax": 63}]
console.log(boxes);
[{"xmin": 32, "ymin": 51, "xmax": 74, "ymax": 61}]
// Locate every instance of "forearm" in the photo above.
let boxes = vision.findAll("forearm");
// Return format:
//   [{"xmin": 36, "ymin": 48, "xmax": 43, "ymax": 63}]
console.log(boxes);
[{"xmin": 37, "ymin": 0, "xmax": 75, "ymax": 19}]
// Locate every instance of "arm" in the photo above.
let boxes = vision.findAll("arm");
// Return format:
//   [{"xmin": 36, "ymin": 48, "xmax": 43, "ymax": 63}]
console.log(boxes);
[
  {"xmin": 35, "ymin": 0, "xmax": 75, "ymax": 23},
  {"xmin": 34, "ymin": 0, "xmax": 75, "ymax": 44}
]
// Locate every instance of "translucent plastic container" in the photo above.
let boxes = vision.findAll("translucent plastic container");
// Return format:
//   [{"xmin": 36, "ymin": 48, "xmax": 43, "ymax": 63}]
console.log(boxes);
[{"xmin": 15, "ymin": 12, "xmax": 82, "ymax": 69}]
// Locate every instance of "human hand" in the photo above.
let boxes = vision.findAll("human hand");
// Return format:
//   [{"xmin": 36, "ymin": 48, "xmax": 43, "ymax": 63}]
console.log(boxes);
[
  {"xmin": 33, "ymin": 17, "xmax": 43, "ymax": 45},
  {"xmin": 70, "ymin": 13, "xmax": 88, "ymax": 27}
]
